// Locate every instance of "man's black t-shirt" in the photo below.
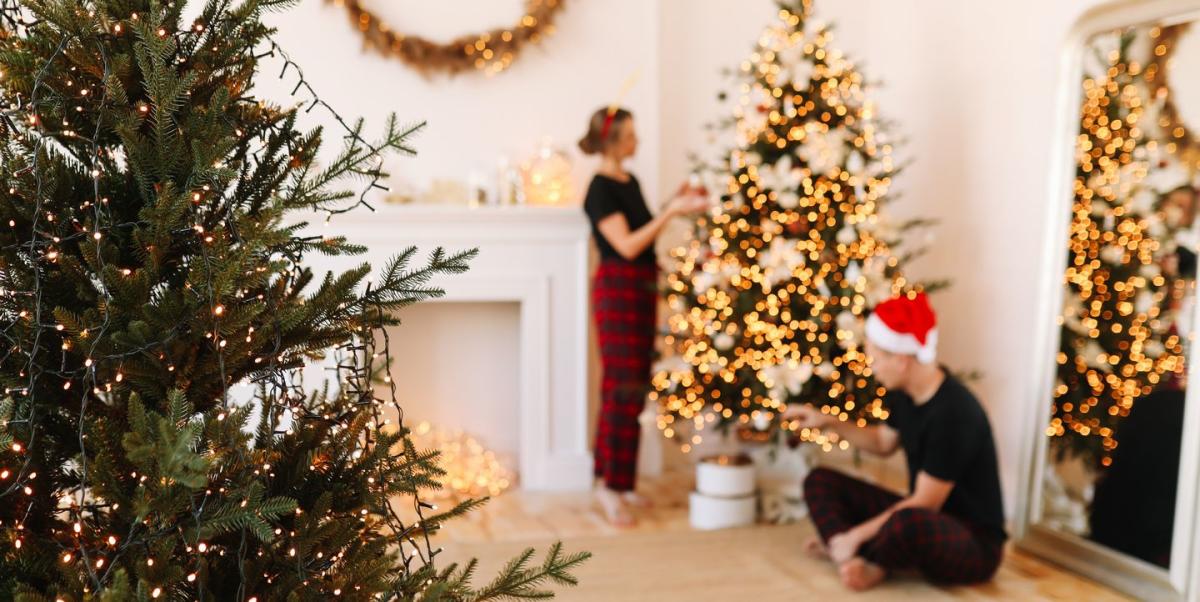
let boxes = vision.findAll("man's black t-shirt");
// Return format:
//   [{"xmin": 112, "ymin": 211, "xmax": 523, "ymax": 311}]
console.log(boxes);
[
  {"xmin": 885, "ymin": 372, "xmax": 1007, "ymax": 542},
  {"xmin": 583, "ymin": 174, "xmax": 656, "ymax": 265}
]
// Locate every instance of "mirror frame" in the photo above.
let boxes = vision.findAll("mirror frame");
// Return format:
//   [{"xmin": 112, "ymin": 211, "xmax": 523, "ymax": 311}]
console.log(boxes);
[{"xmin": 1016, "ymin": 1, "xmax": 1200, "ymax": 600}]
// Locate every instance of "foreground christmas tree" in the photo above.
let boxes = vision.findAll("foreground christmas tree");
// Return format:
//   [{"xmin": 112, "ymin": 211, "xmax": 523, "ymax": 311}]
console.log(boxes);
[
  {"xmin": 652, "ymin": 0, "xmax": 941, "ymax": 452},
  {"xmin": 1052, "ymin": 27, "xmax": 1188, "ymax": 469},
  {"xmin": 0, "ymin": 0, "xmax": 586, "ymax": 599}
]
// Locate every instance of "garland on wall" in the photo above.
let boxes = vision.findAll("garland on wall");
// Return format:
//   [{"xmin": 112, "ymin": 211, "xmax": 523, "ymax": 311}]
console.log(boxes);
[{"xmin": 326, "ymin": 0, "xmax": 566, "ymax": 77}]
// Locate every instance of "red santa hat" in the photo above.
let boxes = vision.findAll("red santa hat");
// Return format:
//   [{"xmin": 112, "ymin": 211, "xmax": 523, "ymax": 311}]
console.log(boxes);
[{"xmin": 865, "ymin": 292, "xmax": 938, "ymax": 364}]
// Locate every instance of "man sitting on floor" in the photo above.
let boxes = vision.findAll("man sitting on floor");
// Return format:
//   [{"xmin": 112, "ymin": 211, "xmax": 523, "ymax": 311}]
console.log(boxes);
[{"xmin": 784, "ymin": 292, "xmax": 1007, "ymax": 591}]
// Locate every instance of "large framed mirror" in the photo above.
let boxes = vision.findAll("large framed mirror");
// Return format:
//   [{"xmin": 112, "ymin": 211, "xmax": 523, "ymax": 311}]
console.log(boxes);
[{"xmin": 1017, "ymin": 1, "xmax": 1200, "ymax": 600}]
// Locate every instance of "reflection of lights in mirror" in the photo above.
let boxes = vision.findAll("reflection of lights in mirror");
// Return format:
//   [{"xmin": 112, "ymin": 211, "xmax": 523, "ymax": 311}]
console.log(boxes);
[
  {"xmin": 1152, "ymin": 22, "xmax": 1200, "ymax": 168},
  {"xmin": 1017, "ymin": 6, "xmax": 1200, "ymax": 600},
  {"xmin": 1042, "ymin": 18, "xmax": 1199, "ymax": 574},
  {"xmin": 1041, "ymin": 18, "xmax": 1200, "ymax": 570}
]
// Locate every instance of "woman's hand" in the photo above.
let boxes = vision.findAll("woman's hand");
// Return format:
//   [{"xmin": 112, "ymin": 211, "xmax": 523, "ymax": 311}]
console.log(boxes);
[
  {"xmin": 673, "ymin": 181, "xmax": 693, "ymax": 198},
  {"xmin": 666, "ymin": 192, "xmax": 710, "ymax": 217}
]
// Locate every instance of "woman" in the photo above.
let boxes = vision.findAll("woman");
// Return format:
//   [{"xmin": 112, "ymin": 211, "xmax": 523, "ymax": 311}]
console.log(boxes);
[{"xmin": 579, "ymin": 107, "xmax": 708, "ymax": 526}]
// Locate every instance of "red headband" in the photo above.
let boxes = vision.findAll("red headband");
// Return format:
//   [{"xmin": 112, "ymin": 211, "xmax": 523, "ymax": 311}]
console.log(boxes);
[{"xmin": 600, "ymin": 110, "xmax": 617, "ymax": 140}]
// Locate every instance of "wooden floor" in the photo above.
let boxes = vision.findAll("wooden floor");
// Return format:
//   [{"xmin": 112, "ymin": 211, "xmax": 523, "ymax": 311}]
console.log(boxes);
[{"xmin": 435, "ymin": 457, "xmax": 1130, "ymax": 601}]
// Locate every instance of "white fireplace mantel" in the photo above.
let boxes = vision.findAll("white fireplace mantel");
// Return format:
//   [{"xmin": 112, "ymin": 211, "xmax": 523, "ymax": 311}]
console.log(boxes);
[{"xmin": 300, "ymin": 204, "xmax": 593, "ymax": 491}]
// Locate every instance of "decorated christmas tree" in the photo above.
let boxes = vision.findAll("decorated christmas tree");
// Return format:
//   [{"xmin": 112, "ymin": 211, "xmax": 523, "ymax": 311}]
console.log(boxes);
[
  {"xmin": 652, "ymin": 0, "xmax": 942, "ymax": 453},
  {"xmin": 1052, "ymin": 27, "xmax": 1188, "ymax": 469},
  {"xmin": 0, "ymin": 0, "xmax": 585, "ymax": 599}
]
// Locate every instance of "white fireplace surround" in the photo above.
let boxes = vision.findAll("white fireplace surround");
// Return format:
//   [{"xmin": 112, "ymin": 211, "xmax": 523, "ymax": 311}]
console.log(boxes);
[{"xmin": 301, "ymin": 204, "xmax": 593, "ymax": 491}]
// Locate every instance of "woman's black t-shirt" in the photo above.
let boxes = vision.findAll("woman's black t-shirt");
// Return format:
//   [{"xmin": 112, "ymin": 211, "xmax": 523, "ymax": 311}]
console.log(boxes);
[
  {"xmin": 583, "ymin": 174, "xmax": 656, "ymax": 265},
  {"xmin": 884, "ymin": 372, "xmax": 1008, "ymax": 543}
]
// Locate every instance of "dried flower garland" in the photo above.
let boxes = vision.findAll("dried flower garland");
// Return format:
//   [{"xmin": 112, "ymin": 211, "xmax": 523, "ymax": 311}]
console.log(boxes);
[{"xmin": 326, "ymin": 0, "xmax": 566, "ymax": 77}]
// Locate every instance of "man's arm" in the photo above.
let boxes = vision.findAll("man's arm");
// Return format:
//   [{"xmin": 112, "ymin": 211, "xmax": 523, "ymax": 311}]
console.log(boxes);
[{"xmin": 782, "ymin": 404, "xmax": 901, "ymax": 457}]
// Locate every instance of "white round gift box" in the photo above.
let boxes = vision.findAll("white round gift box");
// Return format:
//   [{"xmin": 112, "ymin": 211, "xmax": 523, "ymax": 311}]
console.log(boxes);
[
  {"xmin": 695, "ymin": 455, "xmax": 756, "ymax": 498},
  {"xmin": 689, "ymin": 492, "xmax": 756, "ymax": 530},
  {"xmin": 689, "ymin": 455, "xmax": 757, "ymax": 530}
]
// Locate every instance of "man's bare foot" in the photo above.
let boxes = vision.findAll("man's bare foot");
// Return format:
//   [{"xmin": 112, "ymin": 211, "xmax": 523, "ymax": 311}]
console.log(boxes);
[
  {"xmin": 803, "ymin": 536, "xmax": 830, "ymax": 560},
  {"xmin": 839, "ymin": 557, "xmax": 887, "ymax": 591},
  {"xmin": 595, "ymin": 488, "xmax": 636, "ymax": 528},
  {"xmin": 621, "ymin": 491, "xmax": 653, "ymax": 509}
]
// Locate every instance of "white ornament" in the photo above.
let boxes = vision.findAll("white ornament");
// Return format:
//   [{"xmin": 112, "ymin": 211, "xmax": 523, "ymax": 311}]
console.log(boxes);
[
  {"xmin": 845, "ymin": 150, "xmax": 866, "ymax": 174},
  {"xmin": 758, "ymin": 237, "xmax": 804, "ymax": 289},
  {"xmin": 1146, "ymin": 162, "xmax": 1191, "ymax": 194},
  {"xmin": 654, "ymin": 355, "xmax": 691, "ymax": 377},
  {"xmin": 1129, "ymin": 188, "xmax": 1157, "ymax": 214},
  {"xmin": 1144, "ymin": 212, "xmax": 1167, "ymax": 239},
  {"xmin": 1099, "ymin": 245, "xmax": 1125, "ymax": 265},
  {"xmin": 1140, "ymin": 96, "xmax": 1166, "ymax": 139},
  {"xmin": 714, "ymin": 332, "xmax": 736, "ymax": 351},
  {"xmin": 815, "ymin": 277, "xmax": 832, "ymax": 298},
  {"xmin": 763, "ymin": 361, "xmax": 814, "ymax": 402},
  {"xmin": 692, "ymin": 270, "xmax": 720, "ymax": 295},
  {"xmin": 1144, "ymin": 339, "xmax": 1166, "ymax": 358},
  {"xmin": 844, "ymin": 261, "xmax": 863, "ymax": 286},
  {"xmin": 758, "ymin": 155, "xmax": 802, "ymax": 193},
  {"xmin": 761, "ymin": 219, "xmax": 784, "ymax": 236},
  {"xmin": 814, "ymin": 361, "xmax": 835, "ymax": 380},
  {"xmin": 836, "ymin": 225, "xmax": 858, "ymax": 245},
  {"xmin": 836, "ymin": 311, "xmax": 863, "ymax": 349},
  {"xmin": 797, "ymin": 124, "xmax": 848, "ymax": 175},
  {"xmin": 864, "ymin": 278, "xmax": 888, "ymax": 304},
  {"xmin": 778, "ymin": 38, "xmax": 815, "ymax": 89},
  {"xmin": 1102, "ymin": 212, "xmax": 1116, "ymax": 232},
  {"xmin": 836, "ymin": 311, "xmax": 858, "ymax": 332},
  {"xmin": 1135, "ymin": 291, "xmax": 1155, "ymax": 315},
  {"xmin": 1083, "ymin": 340, "xmax": 1111, "ymax": 371}
]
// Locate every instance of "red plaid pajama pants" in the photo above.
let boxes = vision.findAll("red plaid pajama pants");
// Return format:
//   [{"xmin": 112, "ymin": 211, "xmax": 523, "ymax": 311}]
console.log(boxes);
[
  {"xmin": 592, "ymin": 259, "xmax": 658, "ymax": 492},
  {"xmin": 804, "ymin": 467, "xmax": 1003, "ymax": 584}
]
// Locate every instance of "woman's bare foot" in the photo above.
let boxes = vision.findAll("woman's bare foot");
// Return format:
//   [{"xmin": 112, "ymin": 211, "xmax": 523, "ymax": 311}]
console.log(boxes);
[
  {"xmin": 595, "ymin": 488, "xmax": 636, "ymax": 527},
  {"xmin": 803, "ymin": 536, "xmax": 830, "ymax": 560},
  {"xmin": 839, "ymin": 557, "xmax": 887, "ymax": 591},
  {"xmin": 621, "ymin": 490, "xmax": 653, "ymax": 509}
]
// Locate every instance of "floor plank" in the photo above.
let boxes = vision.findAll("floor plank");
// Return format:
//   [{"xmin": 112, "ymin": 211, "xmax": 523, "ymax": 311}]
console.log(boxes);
[{"xmin": 430, "ymin": 453, "xmax": 1131, "ymax": 601}]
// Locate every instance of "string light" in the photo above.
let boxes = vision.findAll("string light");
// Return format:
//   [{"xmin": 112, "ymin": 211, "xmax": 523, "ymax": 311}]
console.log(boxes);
[{"xmin": 0, "ymin": 0, "xmax": 586, "ymax": 597}]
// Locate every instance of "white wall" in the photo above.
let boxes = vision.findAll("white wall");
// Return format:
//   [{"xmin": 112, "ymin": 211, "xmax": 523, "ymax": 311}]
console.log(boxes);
[
  {"xmin": 257, "ymin": 0, "xmax": 1119, "ymax": 519},
  {"xmin": 260, "ymin": 0, "xmax": 661, "ymax": 206}
]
